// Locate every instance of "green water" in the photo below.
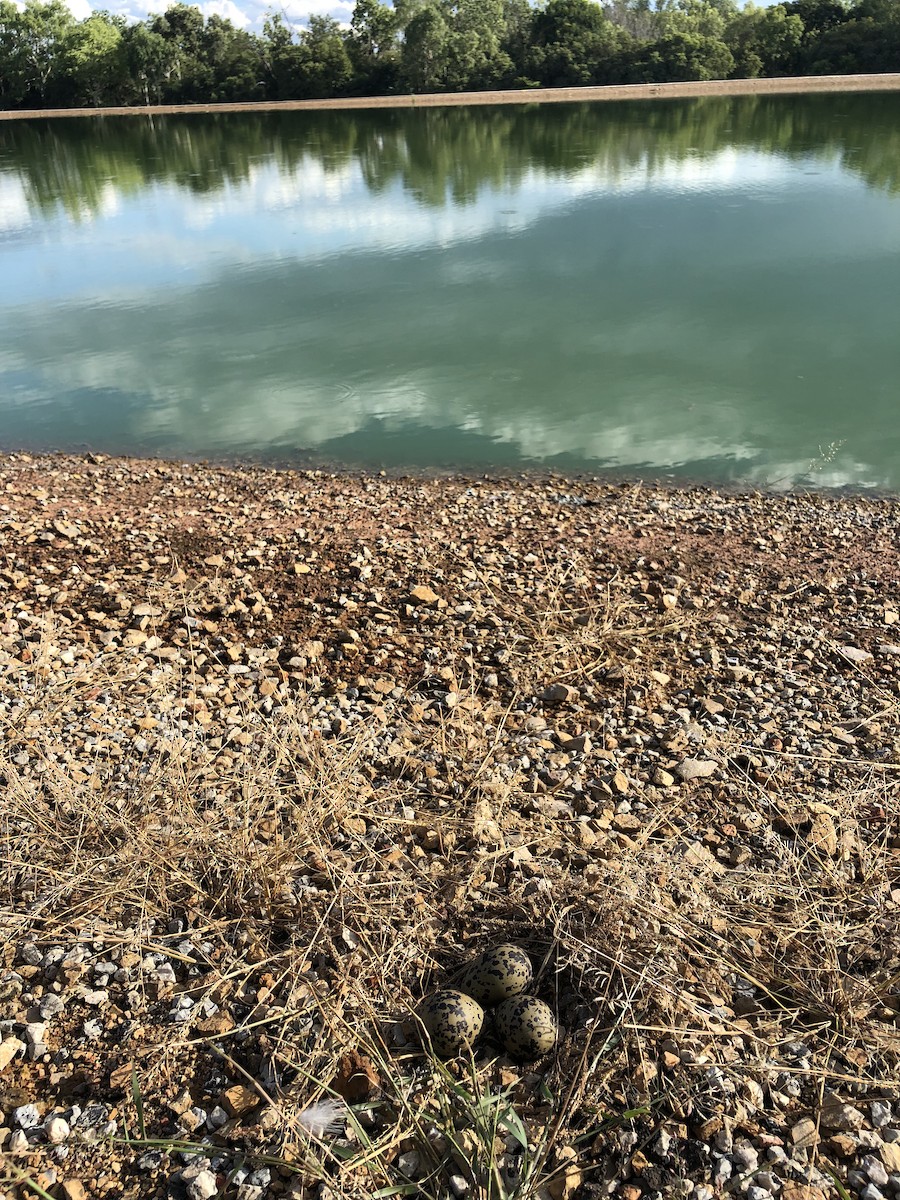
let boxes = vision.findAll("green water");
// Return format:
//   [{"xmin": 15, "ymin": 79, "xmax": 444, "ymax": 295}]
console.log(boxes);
[{"xmin": 1, "ymin": 95, "xmax": 899, "ymax": 486}]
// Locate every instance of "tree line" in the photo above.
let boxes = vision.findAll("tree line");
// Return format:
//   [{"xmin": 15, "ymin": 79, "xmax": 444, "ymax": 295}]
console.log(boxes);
[{"xmin": 0, "ymin": 0, "xmax": 898, "ymax": 111}]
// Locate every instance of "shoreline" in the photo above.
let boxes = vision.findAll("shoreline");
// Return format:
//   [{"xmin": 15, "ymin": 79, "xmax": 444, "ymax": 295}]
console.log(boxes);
[
  {"xmin": 2, "ymin": 446, "xmax": 897, "ymax": 500},
  {"xmin": 1, "ymin": 70, "xmax": 899, "ymax": 120}
]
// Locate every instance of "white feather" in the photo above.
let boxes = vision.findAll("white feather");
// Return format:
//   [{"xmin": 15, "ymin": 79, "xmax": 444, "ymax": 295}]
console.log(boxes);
[{"xmin": 296, "ymin": 1098, "xmax": 348, "ymax": 1139}]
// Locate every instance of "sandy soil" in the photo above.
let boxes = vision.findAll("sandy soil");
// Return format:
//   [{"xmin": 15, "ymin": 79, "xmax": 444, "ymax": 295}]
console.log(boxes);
[{"xmin": 2, "ymin": 71, "xmax": 900, "ymax": 121}]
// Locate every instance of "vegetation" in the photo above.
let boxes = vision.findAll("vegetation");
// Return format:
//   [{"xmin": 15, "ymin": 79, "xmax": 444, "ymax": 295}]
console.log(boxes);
[{"xmin": 0, "ymin": 0, "xmax": 898, "ymax": 112}]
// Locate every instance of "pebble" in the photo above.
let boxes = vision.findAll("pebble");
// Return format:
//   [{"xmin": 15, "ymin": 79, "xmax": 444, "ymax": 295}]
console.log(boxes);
[
  {"xmin": 862, "ymin": 1155, "xmax": 890, "ymax": 1187},
  {"xmin": 14, "ymin": 1104, "xmax": 41, "ymax": 1128},
  {"xmin": 186, "ymin": 1169, "xmax": 219, "ymax": 1200},
  {"xmin": 860, "ymin": 1186, "xmax": 885, "ymax": 1200},
  {"xmin": 45, "ymin": 1116, "xmax": 70, "ymax": 1143},
  {"xmin": 871, "ymin": 1102, "xmax": 893, "ymax": 1128}
]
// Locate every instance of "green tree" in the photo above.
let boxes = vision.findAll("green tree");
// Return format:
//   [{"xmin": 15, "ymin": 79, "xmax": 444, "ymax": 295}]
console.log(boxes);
[
  {"xmin": 200, "ymin": 15, "xmax": 263, "ymax": 101},
  {"xmin": 401, "ymin": 3, "xmax": 450, "ymax": 90},
  {"xmin": 297, "ymin": 14, "xmax": 353, "ymax": 97},
  {"xmin": 120, "ymin": 22, "xmax": 172, "ymax": 104},
  {"xmin": 628, "ymin": 29, "xmax": 735, "ymax": 78},
  {"xmin": 349, "ymin": 0, "xmax": 401, "ymax": 91},
  {"xmin": 150, "ymin": 2, "xmax": 210, "ymax": 99},
  {"xmin": 64, "ymin": 11, "xmax": 125, "ymax": 106},
  {"xmin": 1, "ymin": 0, "xmax": 75, "ymax": 105},
  {"xmin": 441, "ymin": 0, "xmax": 513, "ymax": 89},
  {"xmin": 529, "ymin": 0, "xmax": 626, "ymax": 86}
]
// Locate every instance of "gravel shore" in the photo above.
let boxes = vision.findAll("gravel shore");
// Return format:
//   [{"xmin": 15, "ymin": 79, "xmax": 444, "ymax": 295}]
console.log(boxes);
[{"xmin": 1, "ymin": 453, "xmax": 898, "ymax": 1200}]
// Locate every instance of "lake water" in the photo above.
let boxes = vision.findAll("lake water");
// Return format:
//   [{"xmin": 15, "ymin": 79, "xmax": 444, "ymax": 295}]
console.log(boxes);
[{"xmin": 1, "ymin": 96, "xmax": 899, "ymax": 487}]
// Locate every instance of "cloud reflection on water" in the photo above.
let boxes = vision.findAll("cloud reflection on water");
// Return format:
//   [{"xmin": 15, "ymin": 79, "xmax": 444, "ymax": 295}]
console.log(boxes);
[{"xmin": 1, "ymin": 101, "xmax": 899, "ymax": 486}]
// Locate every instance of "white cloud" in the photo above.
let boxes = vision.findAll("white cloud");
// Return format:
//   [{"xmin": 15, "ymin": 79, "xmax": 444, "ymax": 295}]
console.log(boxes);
[
  {"xmin": 58, "ymin": 0, "xmax": 355, "ymax": 28},
  {"xmin": 198, "ymin": 0, "xmax": 252, "ymax": 25}
]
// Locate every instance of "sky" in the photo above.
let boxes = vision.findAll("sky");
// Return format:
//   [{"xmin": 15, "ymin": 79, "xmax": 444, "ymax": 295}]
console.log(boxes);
[{"xmin": 61, "ymin": 0, "xmax": 360, "ymax": 32}]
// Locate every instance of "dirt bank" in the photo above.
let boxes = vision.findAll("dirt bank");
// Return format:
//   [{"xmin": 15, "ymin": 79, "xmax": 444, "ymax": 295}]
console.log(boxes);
[{"xmin": 2, "ymin": 71, "xmax": 900, "ymax": 121}]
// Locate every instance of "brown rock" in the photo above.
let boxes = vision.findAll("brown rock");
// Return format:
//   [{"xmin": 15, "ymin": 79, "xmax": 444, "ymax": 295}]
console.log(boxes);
[
  {"xmin": 330, "ymin": 1050, "xmax": 380, "ymax": 1102},
  {"xmin": 547, "ymin": 1147, "xmax": 582, "ymax": 1200},
  {"xmin": 61, "ymin": 1183, "xmax": 88, "ymax": 1200},
  {"xmin": 221, "ymin": 1084, "xmax": 260, "ymax": 1117},
  {"xmin": 808, "ymin": 812, "xmax": 838, "ymax": 856},
  {"xmin": 409, "ymin": 585, "xmax": 440, "ymax": 606}
]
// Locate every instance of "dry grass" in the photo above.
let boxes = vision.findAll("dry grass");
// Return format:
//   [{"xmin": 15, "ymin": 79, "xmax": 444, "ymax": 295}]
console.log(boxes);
[{"xmin": 2, "ymin": 572, "xmax": 899, "ymax": 1200}]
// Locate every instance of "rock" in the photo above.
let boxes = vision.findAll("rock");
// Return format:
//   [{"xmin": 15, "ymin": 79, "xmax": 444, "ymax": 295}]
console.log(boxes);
[
  {"xmin": 397, "ymin": 1150, "xmax": 421, "ymax": 1178},
  {"xmin": 45, "ymin": 1116, "xmax": 70, "ymax": 1143},
  {"xmin": 38, "ymin": 994, "xmax": 65, "ymax": 1019},
  {"xmin": 821, "ymin": 1099, "xmax": 865, "ymax": 1132},
  {"xmin": 13, "ymin": 1104, "xmax": 41, "ymax": 1129},
  {"xmin": 880, "ymin": 1142, "xmax": 900, "ymax": 1173},
  {"xmin": 808, "ymin": 812, "xmax": 838, "ymax": 856},
  {"xmin": 540, "ymin": 683, "xmax": 578, "ymax": 703},
  {"xmin": 676, "ymin": 757, "xmax": 717, "ymax": 781},
  {"xmin": 781, "ymin": 1187, "xmax": 827, "ymax": 1200},
  {"xmin": 838, "ymin": 645, "xmax": 873, "ymax": 665},
  {"xmin": 408, "ymin": 585, "xmax": 440, "ymax": 607},
  {"xmin": 8, "ymin": 1130, "xmax": 30, "ymax": 1153},
  {"xmin": 186, "ymin": 1170, "xmax": 220, "ymax": 1200},
  {"xmin": 653, "ymin": 767, "xmax": 675, "ymax": 787},
  {"xmin": 221, "ymin": 1085, "xmax": 259, "ymax": 1117},
  {"xmin": 547, "ymin": 1147, "xmax": 581, "ymax": 1200},
  {"xmin": 862, "ymin": 1155, "xmax": 890, "ymax": 1188},
  {"xmin": 61, "ymin": 1183, "xmax": 88, "ymax": 1200},
  {"xmin": 790, "ymin": 1117, "xmax": 819, "ymax": 1149},
  {"xmin": 860, "ymin": 1186, "xmax": 885, "ymax": 1200},
  {"xmin": 0, "ymin": 1037, "xmax": 25, "ymax": 1071},
  {"xmin": 871, "ymin": 1102, "xmax": 892, "ymax": 1128},
  {"xmin": 559, "ymin": 732, "xmax": 591, "ymax": 753}
]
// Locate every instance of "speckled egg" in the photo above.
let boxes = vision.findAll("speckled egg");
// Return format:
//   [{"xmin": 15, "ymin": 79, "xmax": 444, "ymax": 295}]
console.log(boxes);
[
  {"xmin": 494, "ymin": 995, "xmax": 557, "ymax": 1059},
  {"xmin": 417, "ymin": 989, "xmax": 484, "ymax": 1056},
  {"xmin": 455, "ymin": 944, "xmax": 533, "ymax": 1007}
]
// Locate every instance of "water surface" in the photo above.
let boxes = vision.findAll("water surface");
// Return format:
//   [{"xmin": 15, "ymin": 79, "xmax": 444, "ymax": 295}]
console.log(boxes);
[{"xmin": 1, "ymin": 96, "xmax": 899, "ymax": 486}]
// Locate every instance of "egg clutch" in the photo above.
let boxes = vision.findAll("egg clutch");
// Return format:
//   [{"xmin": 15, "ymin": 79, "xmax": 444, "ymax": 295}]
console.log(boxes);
[{"xmin": 416, "ymin": 944, "xmax": 557, "ymax": 1059}]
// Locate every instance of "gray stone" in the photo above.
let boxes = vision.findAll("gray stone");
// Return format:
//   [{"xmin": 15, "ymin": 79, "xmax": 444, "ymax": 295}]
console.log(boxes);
[
  {"xmin": 862, "ymin": 1155, "xmax": 890, "ymax": 1188},
  {"xmin": 860, "ymin": 1186, "xmax": 885, "ymax": 1200},
  {"xmin": 871, "ymin": 1102, "xmax": 893, "ymax": 1129},
  {"xmin": 397, "ymin": 1151, "xmax": 421, "ymax": 1178},
  {"xmin": 821, "ymin": 1100, "xmax": 865, "ymax": 1131},
  {"xmin": 731, "ymin": 1143, "xmax": 759, "ymax": 1171},
  {"xmin": 186, "ymin": 1170, "xmax": 219, "ymax": 1200},
  {"xmin": 753, "ymin": 1171, "xmax": 781, "ymax": 1192},
  {"xmin": 39, "ymin": 994, "xmax": 65, "ymax": 1019},
  {"xmin": 13, "ymin": 1104, "xmax": 40, "ymax": 1129},
  {"xmin": 676, "ymin": 757, "xmax": 718, "ymax": 781}
]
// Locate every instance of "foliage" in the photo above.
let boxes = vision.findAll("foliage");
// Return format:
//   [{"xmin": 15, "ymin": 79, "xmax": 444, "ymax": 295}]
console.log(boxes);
[{"xmin": 0, "ymin": 0, "xmax": 895, "ymax": 110}]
